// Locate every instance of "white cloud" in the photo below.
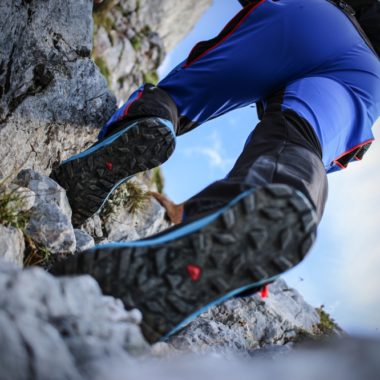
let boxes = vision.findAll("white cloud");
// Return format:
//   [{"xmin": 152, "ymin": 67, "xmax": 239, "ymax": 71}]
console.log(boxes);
[
  {"xmin": 322, "ymin": 118, "xmax": 380, "ymax": 329},
  {"xmin": 183, "ymin": 131, "xmax": 234, "ymax": 170}
]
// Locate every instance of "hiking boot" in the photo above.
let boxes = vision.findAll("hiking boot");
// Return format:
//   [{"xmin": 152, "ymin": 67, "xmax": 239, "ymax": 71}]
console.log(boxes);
[
  {"xmin": 50, "ymin": 184, "xmax": 318, "ymax": 343},
  {"xmin": 50, "ymin": 84, "xmax": 178, "ymax": 226}
]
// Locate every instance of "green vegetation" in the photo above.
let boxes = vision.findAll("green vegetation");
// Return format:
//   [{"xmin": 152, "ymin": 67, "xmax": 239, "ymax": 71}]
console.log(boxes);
[
  {"xmin": 93, "ymin": 0, "xmax": 117, "ymax": 17},
  {"xmin": 94, "ymin": 56, "xmax": 111, "ymax": 86},
  {"xmin": 0, "ymin": 183, "xmax": 52, "ymax": 268},
  {"xmin": 23, "ymin": 235, "xmax": 52, "ymax": 268},
  {"xmin": 143, "ymin": 70, "xmax": 159, "ymax": 85},
  {"xmin": 93, "ymin": 13, "xmax": 115, "ymax": 33},
  {"xmin": 0, "ymin": 187, "xmax": 30, "ymax": 230},
  {"xmin": 313, "ymin": 306, "xmax": 344, "ymax": 337},
  {"xmin": 101, "ymin": 181, "xmax": 149, "ymax": 218},
  {"xmin": 151, "ymin": 167, "xmax": 165, "ymax": 194},
  {"xmin": 130, "ymin": 35, "xmax": 142, "ymax": 51}
]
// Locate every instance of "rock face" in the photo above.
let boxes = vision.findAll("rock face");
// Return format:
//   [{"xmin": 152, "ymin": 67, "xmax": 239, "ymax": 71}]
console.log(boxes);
[
  {"xmin": 0, "ymin": 169, "xmax": 168, "ymax": 255},
  {"xmin": 0, "ymin": 225, "xmax": 25, "ymax": 266},
  {"xmin": 0, "ymin": 259, "xmax": 148, "ymax": 380},
  {"xmin": 93, "ymin": 0, "xmax": 212, "ymax": 99},
  {"xmin": 0, "ymin": 258, "xmax": 343, "ymax": 380},
  {"xmin": 0, "ymin": 0, "xmax": 212, "ymax": 179},
  {"xmin": 15, "ymin": 170, "xmax": 76, "ymax": 254},
  {"xmin": 0, "ymin": 0, "xmax": 116, "ymax": 179},
  {"xmin": 97, "ymin": 177, "xmax": 171, "ymax": 242},
  {"xmin": 165, "ymin": 280, "xmax": 320, "ymax": 355}
]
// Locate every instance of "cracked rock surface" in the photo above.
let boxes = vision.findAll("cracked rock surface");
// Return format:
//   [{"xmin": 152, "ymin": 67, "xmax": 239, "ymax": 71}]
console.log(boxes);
[
  {"xmin": 164, "ymin": 280, "xmax": 321, "ymax": 355},
  {"xmin": 0, "ymin": 0, "xmax": 116, "ymax": 178},
  {"xmin": 93, "ymin": 0, "xmax": 212, "ymax": 99},
  {"xmin": 0, "ymin": 225, "xmax": 25, "ymax": 266},
  {"xmin": 0, "ymin": 259, "xmax": 377, "ymax": 380}
]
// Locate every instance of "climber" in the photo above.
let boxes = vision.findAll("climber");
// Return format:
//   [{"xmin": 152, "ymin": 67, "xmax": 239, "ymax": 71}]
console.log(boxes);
[{"xmin": 50, "ymin": 0, "xmax": 380, "ymax": 343}]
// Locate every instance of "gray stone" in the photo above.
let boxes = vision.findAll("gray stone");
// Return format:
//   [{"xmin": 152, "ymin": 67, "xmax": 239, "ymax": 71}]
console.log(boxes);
[
  {"xmin": 14, "ymin": 170, "xmax": 72, "ymax": 219},
  {"xmin": 0, "ymin": 257, "xmax": 361, "ymax": 380},
  {"xmin": 0, "ymin": 260, "xmax": 149, "ymax": 380},
  {"xmin": 26, "ymin": 202, "xmax": 76, "ymax": 254},
  {"xmin": 0, "ymin": 0, "xmax": 116, "ymax": 179},
  {"xmin": 92, "ymin": 0, "xmax": 212, "ymax": 99},
  {"xmin": 101, "ymin": 179, "xmax": 171, "ymax": 242},
  {"xmin": 166, "ymin": 280, "xmax": 321, "ymax": 355},
  {"xmin": 81, "ymin": 214, "xmax": 104, "ymax": 240},
  {"xmin": 0, "ymin": 225, "xmax": 25, "ymax": 266},
  {"xmin": 74, "ymin": 229, "xmax": 95, "ymax": 253},
  {"xmin": 137, "ymin": 0, "xmax": 213, "ymax": 51},
  {"xmin": 13, "ymin": 170, "xmax": 77, "ymax": 254}
]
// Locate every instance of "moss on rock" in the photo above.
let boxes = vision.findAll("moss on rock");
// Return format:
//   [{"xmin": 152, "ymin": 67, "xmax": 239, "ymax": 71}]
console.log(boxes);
[{"xmin": 313, "ymin": 306, "xmax": 345, "ymax": 337}]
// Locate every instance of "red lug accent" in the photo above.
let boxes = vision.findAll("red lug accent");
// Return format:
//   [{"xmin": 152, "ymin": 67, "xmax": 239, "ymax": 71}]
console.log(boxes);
[
  {"xmin": 187, "ymin": 264, "xmax": 202, "ymax": 282},
  {"xmin": 105, "ymin": 162, "xmax": 113, "ymax": 171},
  {"xmin": 260, "ymin": 284, "xmax": 269, "ymax": 299}
]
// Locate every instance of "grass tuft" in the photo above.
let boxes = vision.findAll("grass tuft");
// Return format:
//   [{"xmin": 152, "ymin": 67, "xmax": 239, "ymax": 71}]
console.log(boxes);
[
  {"xmin": 101, "ymin": 180, "xmax": 149, "ymax": 218},
  {"xmin": 94, "ymin": 56, "xmax": 111, "ymax": 86},
  {"xmin": 151, "ymin": 167, "xmax": 165, "ymax": 194},
  {"xmin": 23, "ymin": 235, "xmax": 52, "ymax": 268},
  {"xmin": 143, "ymin": 71, "xmax": 159, "ymax": 85},
  {"xmin": 0, "ymin": 187, "xmax": 30, "ymax": 230},
  {"xmin": 313, "ymin": 305, "xmax": 344, "ymax": 337}
]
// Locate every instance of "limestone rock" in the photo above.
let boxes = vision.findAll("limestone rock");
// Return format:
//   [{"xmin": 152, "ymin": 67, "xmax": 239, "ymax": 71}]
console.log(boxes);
[
  {"xmin": 0, "ymin": 256, "xmax": 360, "ymax": 380},
  {"xmin": 103, "ymin": 195, "xmax": 170, "ymax": 242},
  {"xmin": 0, "ymin": 225, "xmax": 25, "ymax": 266},
  {"xmin": 0, "ymin": 0, "xmax": 116, "ymax": 179},
  {"xmin": 81, "ymin": 214, "xmax": 104, "ymax": 240},
  {"xmin": 15, "ymin": 170, "xmax": 72, "ymax": 218},
  {"xmin": 26, "ymin": 202, "xmax": 76, "ymax": 255},
  {"xmin": 137, "ymin": 0, "xmax": 213, "ymax": 52},
  {"xmin": 93, "ymin": 0, "xmax": 212, "ymax": 99},
  {"xmin": 15, "ymin": 170, "xmax": 76, "ymax": 254},
  {"xmin": 0, "ymin": 259, "xmax": 149, "ymax": 380},
  {"xmin": 74, "ymin": 229, "xmax": 95, "ymax": 253},
  {"xmin": 166, "ymin": 280, "xmax": 321, "ymax": 355},
  {"xmin": 83, "ymin": 175, "xmax": 171, "ymax": 243}
]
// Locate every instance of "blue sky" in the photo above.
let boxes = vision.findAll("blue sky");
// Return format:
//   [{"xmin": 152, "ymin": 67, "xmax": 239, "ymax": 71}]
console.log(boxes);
[{"xmin": 158, "ymin": 1, "xmax": 380, "ymax": 335}]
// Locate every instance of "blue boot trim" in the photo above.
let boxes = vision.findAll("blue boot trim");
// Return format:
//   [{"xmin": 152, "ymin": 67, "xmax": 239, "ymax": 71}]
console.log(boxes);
[
  {"xmin": 91, "ymin": 189, "xmax": 255, "ymax": 250},
  {"xmin": 61, "ymin": 118, "xmax": 176, "ymax": 165},
  {"xmin": 161, "ymin": 274, "xmax": 280, "ymax": 340}
]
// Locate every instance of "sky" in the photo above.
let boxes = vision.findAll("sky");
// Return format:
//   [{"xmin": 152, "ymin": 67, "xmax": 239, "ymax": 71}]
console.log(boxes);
[{"xmin": 158, "ymin": 0, "xmax": 380, "ymax": 335}]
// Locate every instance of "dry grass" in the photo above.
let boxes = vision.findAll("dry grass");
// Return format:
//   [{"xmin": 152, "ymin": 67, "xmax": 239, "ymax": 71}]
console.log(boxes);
[
  {"xmin": 0, "ymin": 187, "xmax": 30, "ymax": 230},
  {"xmin": 101, "ymin": 180, "xmax": 149, "ymax": 218},
  {"xmin": 23, "ymin": 235, "xmax": 51, "ymax": 268}
]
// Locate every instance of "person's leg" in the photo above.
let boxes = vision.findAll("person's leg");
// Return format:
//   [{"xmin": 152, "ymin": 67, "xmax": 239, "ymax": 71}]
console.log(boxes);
[
  {"xmin": 51, "ymin": 105, "xmax": 325, "ymax": 343},
  {"xmin": 52, "ymin": 0, "xmax": 349, "ymax": 226},
  {"xmin": 183, "ymin": 108, "xmax": 328, "ymax": 224},
  {"xmin": 50, "ymin": 0, "xmax": 359, "ymax": 343}
]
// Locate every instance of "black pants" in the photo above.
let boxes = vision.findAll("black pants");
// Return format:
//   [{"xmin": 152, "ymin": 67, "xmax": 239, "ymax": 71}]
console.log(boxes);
[{"xmin": 183, "ymin": 109, "xmax": 328, "ymax": 224}]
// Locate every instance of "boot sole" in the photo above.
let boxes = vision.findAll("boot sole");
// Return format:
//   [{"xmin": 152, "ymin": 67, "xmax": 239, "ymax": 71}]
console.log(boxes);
[
  {"xmin": 50, "ymin": 117, "xmax": 176, "ymax": 226},
  {"xmin": 50, "ymin": 184, "xmax": 317, "ymax": 343}
]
